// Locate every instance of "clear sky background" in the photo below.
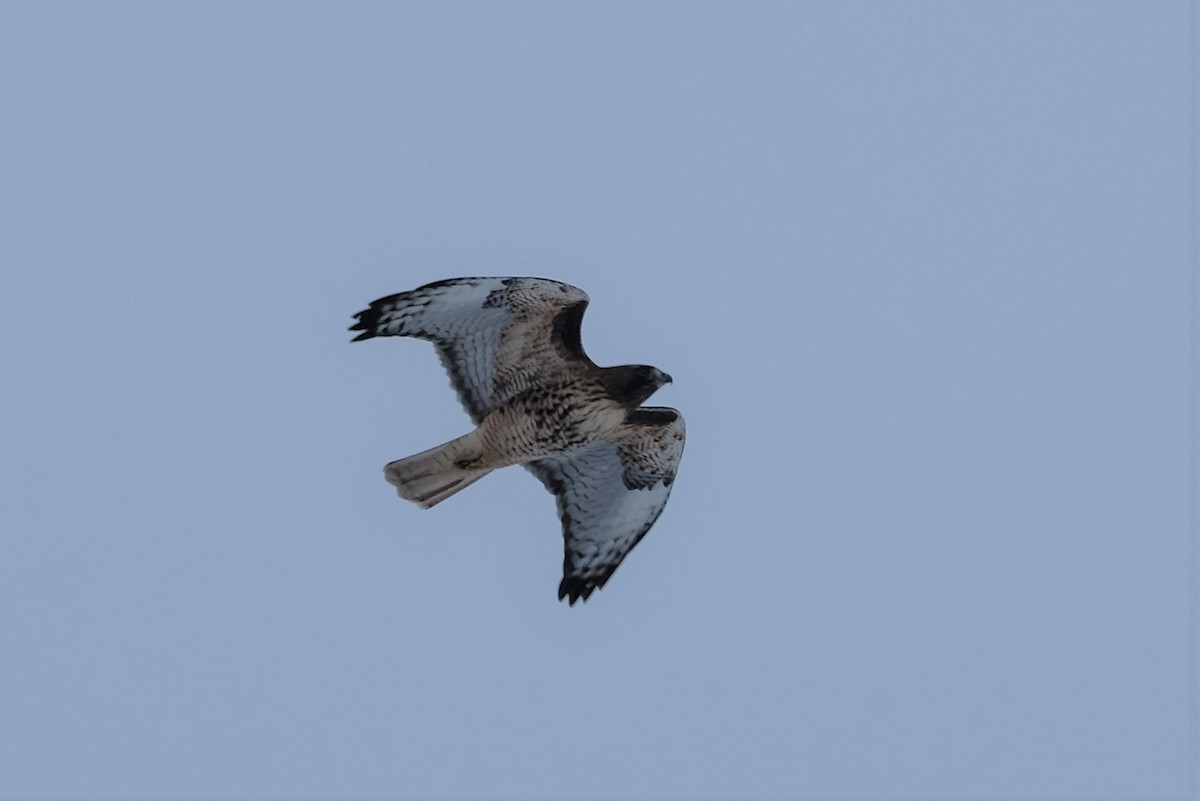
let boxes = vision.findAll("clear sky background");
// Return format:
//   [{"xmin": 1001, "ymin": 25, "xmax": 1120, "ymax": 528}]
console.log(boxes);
[{"xmin": 0, "ymin": 2, "xmax": 1193, "ymax": 798}]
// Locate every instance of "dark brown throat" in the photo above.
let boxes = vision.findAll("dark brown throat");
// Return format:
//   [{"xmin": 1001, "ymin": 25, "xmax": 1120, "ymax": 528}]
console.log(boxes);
[{"xmin": 598, "ymin": 365, "xmax": 662, "ymax": 410}]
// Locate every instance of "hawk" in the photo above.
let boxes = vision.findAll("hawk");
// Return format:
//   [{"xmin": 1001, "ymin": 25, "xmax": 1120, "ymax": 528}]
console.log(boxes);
[{"xmin": 350, "ymin": 277, "xmax": 685, "ymax": 604}]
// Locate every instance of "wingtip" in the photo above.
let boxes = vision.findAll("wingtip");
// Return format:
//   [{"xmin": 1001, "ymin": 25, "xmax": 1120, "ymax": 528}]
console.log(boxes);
[
  {"xmin": 558, "ymin": 578, "xmax": 597, "ymax": 606},
  {"xmin": 348, "ymin": 311, "xmax": 375, "ymax": 341}
]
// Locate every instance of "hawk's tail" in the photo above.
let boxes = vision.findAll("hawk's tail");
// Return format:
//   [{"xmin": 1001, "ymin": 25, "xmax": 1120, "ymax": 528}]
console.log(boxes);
[{"xmin": 384, "ymin": 434, "xmax": 492, "ymax": 509}]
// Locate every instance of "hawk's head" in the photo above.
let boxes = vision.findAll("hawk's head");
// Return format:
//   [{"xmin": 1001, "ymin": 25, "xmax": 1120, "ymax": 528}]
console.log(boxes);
[{"xmin": 602, "ymin": 364, "xmax": 673, "ymax": 410}]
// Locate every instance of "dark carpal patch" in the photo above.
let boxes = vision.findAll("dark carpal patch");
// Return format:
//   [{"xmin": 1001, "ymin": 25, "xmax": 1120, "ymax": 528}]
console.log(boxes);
[
  {"xmin": 550, "ymin": 301, "xmax": 590, "ymax": 363},
  {"xmin": 482, "ymin": 287, "xmax": 507, "ymax": 309},
  {"xmin": 627, "ymin": 408, "xmax": 679, "ymax": 426}
]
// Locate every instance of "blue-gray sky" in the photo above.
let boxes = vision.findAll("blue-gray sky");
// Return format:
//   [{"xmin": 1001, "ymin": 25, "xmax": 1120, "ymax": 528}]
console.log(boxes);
[{"xmin": 0, "ymin": 2, "xmax": 1193, "ymax": 797}]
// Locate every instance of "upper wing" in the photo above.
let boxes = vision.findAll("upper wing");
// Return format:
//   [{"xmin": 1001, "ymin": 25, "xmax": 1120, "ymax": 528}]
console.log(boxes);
[
  {"xmin": 350, "ymin": 277, "xmax": 591, "ymax": 423},
  {"xmin": 526, "ymin": 408, "xmax": 686, "ymax": 605}
]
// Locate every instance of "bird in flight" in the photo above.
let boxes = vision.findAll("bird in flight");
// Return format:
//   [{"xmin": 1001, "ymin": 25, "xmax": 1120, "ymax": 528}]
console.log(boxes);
[{"xmin": 350, "ymin": 277, "xmax": 685, "ymax": 604}]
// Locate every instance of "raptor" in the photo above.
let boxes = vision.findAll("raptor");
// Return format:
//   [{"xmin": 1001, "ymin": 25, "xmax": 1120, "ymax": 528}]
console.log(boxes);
[{"xmin": 350, "ymin": 277, "xmax": 685, "ymax": 604}]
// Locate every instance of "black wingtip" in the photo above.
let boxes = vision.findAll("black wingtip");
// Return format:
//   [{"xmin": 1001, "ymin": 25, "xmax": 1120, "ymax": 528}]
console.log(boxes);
[
  {"xmin": 558, "ymin": 578, "xmax": 597, "ymax": 606},
  {"xmin": 348, "ymin": 309, "xmax": 377, "ymax": 341}
]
